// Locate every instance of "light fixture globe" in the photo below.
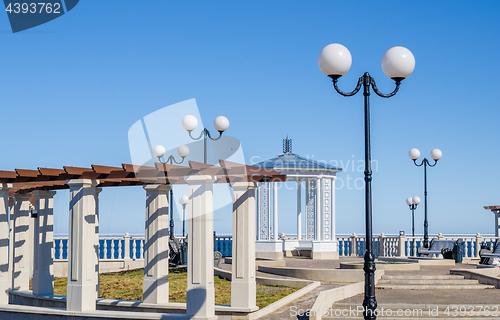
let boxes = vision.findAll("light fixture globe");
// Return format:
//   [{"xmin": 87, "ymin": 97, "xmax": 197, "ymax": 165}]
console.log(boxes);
[
  {"xmin": 318, "ymin": 43, "xmax": 352, "ymax": 78},
  {"xmin": 213, "ymin": 116, "xmax": 229, "ymax": 132},
  {"xmin": 408, "ymin": 148, "xmax": 420, "ymax": 160},
  {"xmin": 153, "ymin": 145, "xmax": 166, "ymax": 158},
  {"xmin": 177, "ymin": 145, "xmax": 190, "ymax": 158},
  {"xmin": 412, "ymin": 196, "xmax": 421, "ymax": 205},
  {"xmin": 382, "ymin": 46, "xmax": 415, "ymax": 80},
  {"xmin": 179, "ymin": 195, "xmax": 189, "ymax": 205},
  {"xmin": 430, "ymin": 148, "xmax": 442, "ymax": 161},
  {"xmin": 406, "ymin": 197, "xmax": 413, "ymax": 206},
  {"xmin": 182, "ymin": 115, "xmax": 198, "ymax": 131}
]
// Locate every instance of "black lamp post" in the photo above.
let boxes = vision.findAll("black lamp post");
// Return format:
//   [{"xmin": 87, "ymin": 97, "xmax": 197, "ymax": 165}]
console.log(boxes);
[
  {"xmin": 182, "ymin": 115, "xmax": 229, "ymax": 164},
  {"xmin": 406, "ymin": 196, "xmax": 421, "ymax": 255},
  {"xmin": 408, "ymin": 148, "xmax": 442, "ymax": 248},
  {"xmin": 319, "ymin": 43, "xmax": 415, "ymax": 320},
  {"xmin": 154, "ymin": 144, "xmax": 190, "ymax": 240},
  {"xmin": 179, "ymin": 195, "xmax": 189, "ymax": 238}
]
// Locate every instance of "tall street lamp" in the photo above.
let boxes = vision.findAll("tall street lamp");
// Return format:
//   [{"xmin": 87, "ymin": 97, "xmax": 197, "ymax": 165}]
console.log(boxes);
[
  {"xmin": 154, "ymin": 144, "xmax": 190, "ymax": 240},
  {"xmin": 319, "ymin": 43, "xmax": 415, "ymax": 320},
  {"xmin": 408, "ymin": 148, "xmax": 442, "ymax": 248},
  {"xmin": 182, "ymin": 115, "xmax": 230, "ymax": 164},
  {"xmin": 179, "ymin": 195, "xmax": 189, "ymax": 238},
  {"xmin": 406, "ymin": 196, "xmax": 421, "ymax": 255}
]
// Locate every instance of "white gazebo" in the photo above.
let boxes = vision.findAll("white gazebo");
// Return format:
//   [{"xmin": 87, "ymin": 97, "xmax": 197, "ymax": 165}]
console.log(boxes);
[{"xmin": 253, "ymin": 137, "xmax": 342, "ymax": 259}]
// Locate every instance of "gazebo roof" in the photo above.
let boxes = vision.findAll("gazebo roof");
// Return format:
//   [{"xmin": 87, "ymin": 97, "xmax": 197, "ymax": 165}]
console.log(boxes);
[{"xmin": 252, "ymin": 137, "xmax": 342, "ymax": 174}]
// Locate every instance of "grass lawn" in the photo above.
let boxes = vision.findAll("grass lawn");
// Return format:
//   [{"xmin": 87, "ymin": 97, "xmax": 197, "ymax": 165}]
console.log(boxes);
[{"xmin": 54, "ymin": 268, "xmax": 297, "ymax": 309}]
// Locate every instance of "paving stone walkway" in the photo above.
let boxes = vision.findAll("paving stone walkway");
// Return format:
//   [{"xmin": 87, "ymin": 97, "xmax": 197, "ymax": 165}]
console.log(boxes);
[{"xmin": 256, "ymin": 258, "xmax": 500, "ymax": 319}]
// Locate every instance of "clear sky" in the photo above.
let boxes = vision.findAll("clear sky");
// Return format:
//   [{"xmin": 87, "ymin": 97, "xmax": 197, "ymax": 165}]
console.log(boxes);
[{"xmin": 1, "ymin": 1, "xmax": 499, "ymax": 237}]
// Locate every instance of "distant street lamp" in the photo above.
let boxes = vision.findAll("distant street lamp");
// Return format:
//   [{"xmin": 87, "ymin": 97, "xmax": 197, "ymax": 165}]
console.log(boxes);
[
  {"xmin": 182, "ymin": 115, "xmax": 229, "ymax": 164},
  {"xmin": 319, "ymin": 43, "xmax": 415, "ymax": 320},
  {"xmin": 406, "ymin": 196, "xmax": 421, "ymax": 255},
  {"xmin": 179, "ymin": 195, "xmax": 189, "ymax": 238},
  {"xmin": 154, "ymin": 144, "xmax": 190, "ymax": 240},
  {"xmin": 409, "ymin": 148, "xmax": 442, "ymax": 248}
]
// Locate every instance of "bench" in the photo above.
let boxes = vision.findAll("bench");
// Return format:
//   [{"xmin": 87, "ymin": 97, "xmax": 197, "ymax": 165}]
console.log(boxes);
[
  {"xmin": 479, "ymin": 241, "xmax": 500, "ymax": 265},
  {"xmin": 214, "ymin": 251, "xmax": 223, "ymax": 268},
  {"xmin": 417, "ymin": 238, "xmax": 463, "ymax": 261},
  {"xmin": 169, "ymin": 238, "xmax": 223, "ymax": 268}
]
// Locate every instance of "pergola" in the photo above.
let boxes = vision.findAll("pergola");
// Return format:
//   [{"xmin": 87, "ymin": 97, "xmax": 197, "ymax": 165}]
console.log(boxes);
[
  {"xmin": 484, "ymin": 205, "xmax": 500, "ymax": 237},
  {"xmin": 0, "ymin": 160, "xmax": 285, "ymax": 320}
]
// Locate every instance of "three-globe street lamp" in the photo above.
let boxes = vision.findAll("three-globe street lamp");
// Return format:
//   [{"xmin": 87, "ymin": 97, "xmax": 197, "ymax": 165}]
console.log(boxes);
[
  {"xmin": 408, "ymin": 148, "xmax": 442, "ymax": 248},
  {"xmin": 406, "ymin": 196, "xmax": 421, "ymax": 256},
  {"xmin": 154, "ymin": 144, "xmax": 190, "ymax": 240},
  {"xmin": 179, "ymin": 195, "xmax": 189, "ymax": 238},
  {"xmin": 182, "ymin": 115, "xmax": 230, "ymax": 164},
  {"xmin": 319, "ymin": 43, "xmax": 415, "ymax": 320}
]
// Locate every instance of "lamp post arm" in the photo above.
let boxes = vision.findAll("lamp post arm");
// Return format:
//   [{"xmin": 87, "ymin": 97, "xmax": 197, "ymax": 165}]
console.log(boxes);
[
  {"xmin": 188, "ymin": 130, "xmax": 204, "ymax": 141},
  {"xmin": 427, "ymin": 159, "xmax": 439, "ymax": 167},
  {"xmin": 413, "ymin": 159, "xmax": 425, "ymax": 167},
  {"xmin": 370, "ymin": 78, "xmax": 401, "ymax": 98},
  {"xmin": 206, "ymin": 129, "xmax": 223, "ymax": 141},
  {"xmin": 332, "ymin": 77, "xmax": 363, "ymax": 97},
  {"xmin": 166, "ymin": 155, "xmax": 186, "ymax": 165}
]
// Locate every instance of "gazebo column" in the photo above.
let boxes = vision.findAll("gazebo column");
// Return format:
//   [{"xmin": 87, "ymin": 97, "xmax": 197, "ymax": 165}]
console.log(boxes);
[
  {"xmin": 230, "ymin": 181, "xmax": 258, "ymax": 310},
  {"xmin": 143, "ymin": 184, "xmax": 170, "ymax": 304},
  {"xmin": 66, "ymin": 179, "xmax": 99, "ymax": 312},
  {"xmin": 11, "ymin": 193, "xmax": 32, "ymax": 291},
  {"xmin": 297, "ymin": 180, "xmax": 302, "ymax": 240},
  {"xmin": 186, "ymin": 175, "xmax": 217, "ymax": 320},
  {"xmin": 312, "ymin": 177, "xmax": 339, "ymax": 260},
  {"xmin": 273, "ymin": 182, "xmax": 278, "ymax": 241},
  {"xmin": 315, "ymin": 176, "xmax": 321, "ymax": 241},
  {"xmin": 32, "ymin": 190, "xmax": 56, "ymax": 296},
  {"xmin": 255, "ymin": 181, "xmax": 282, "ymax": 259},
  {"xmin": 0, "ymin": 184, "xmax": 11, "ymax": 304}
]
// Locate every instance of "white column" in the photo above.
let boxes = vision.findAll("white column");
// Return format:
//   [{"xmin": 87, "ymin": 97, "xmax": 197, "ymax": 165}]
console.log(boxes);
[
  {"xmin": 273, "ymin": 182, "xmax": 278, "ymax": 240},
  {"xmin": 0, "ymin": 184, "xmax": 11, "ymax": 304},
  {"xmin": 331, "ymin": 177, "xmax": 337, "ymax": 242},
  {"xmin": 11, "ymin": 193, "xmax": 32, "ymax": 291},
  {"xmin": 230, "ymin": 181, "xmax": 257, "ymax": 309},
  {"xmin": 267, "ymin": 183, "xmax": 271, "ymax": 240},
  {"xmin": 32, "ymin": 190, "xmax": 56, "ymax": 296},
  {"xmin": 255, "ymin": 186, "xmax": 260, "ymax": 241},
  {"xmin": 494, "ymin": 210, "xmax": 500, "ymax": 238},
  {"xmin": 315, "ymin": 177, "xmax": 321, "ymax": 241},
  {"xmin": 186, "ymin": 175, "xmax": 217, "ymax": 320},
  {"xmin": 94, "ymin": 188, "xmax": 102, "ymax": 297},
  {"xmin": 66, "ymin": 179, "xmax": 99, "ymax": 312},
  {"xmin": 297, "ymin": 180, "xmax": 302, "ymax": 240},
  {"xmin": 143, "ymin": 184, "xmax": 170, "ymax": 304}
]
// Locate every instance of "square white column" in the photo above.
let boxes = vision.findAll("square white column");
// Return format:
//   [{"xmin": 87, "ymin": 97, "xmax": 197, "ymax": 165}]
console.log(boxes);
[
  {"xmin": 297, "ymin": 180, "xmax": 302, "ymax": 240},
  {"xmin": 0, "ymin": 184, "xmax": 11, "ymax": 304},
  {"xmin": 32, "ymin": 190, "xmax": 56, "ymax": 296},
  {"xmin": 11, "ymin": 193, "xmax": 32, "ymax": 292},
  {"xmin": 494, "ymin": 210, "xmax": 500, "ymax": 238},
  {"xmin": 66, "ymin": 179, "xmax": 99, "ymax": 312},
  {"xmin": 185, "ymin": 175, "xmax": 217, "ymax": 320},
  {"xmin": 315, "ymin": 177, "xmax": 321, "ymax": 241},
  {"xmin": 143, "ymin": 184, "xmax": 170, "ymax": 304},
  {"xmin": 231, "ymin": 182, "xmax": 257, "ymax": 310}
]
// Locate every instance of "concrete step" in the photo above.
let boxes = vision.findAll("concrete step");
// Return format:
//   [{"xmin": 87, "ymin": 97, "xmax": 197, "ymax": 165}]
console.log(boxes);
[
  {"xmin": 381, "ymin": 275, "xmax": 464, "ymax": 280},
  {"xmin": 378, "ymin": 279, "xmax": 479, "ymax": 285},
  {"xmin": 376, "ymin": 284, "xmax": 496, "ymax": 290}
]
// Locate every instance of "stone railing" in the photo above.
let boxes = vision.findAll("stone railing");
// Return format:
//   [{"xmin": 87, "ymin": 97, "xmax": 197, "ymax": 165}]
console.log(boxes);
[
  {"xmin": 337, "ymin": 233, "xmax": 500, "ymax": 258},
  {"xmin": 54, "ymin": 233, "xmax": 146, "ymax": 261}
]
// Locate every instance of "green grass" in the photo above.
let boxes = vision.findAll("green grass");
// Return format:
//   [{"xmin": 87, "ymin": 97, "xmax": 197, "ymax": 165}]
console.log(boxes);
[{"xmin": 54, "ymin": 268, "xmax": 297, "ymax": 309}]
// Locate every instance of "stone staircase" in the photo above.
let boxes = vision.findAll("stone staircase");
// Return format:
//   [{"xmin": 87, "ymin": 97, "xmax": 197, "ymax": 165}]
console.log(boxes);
[{"xmin": 376, "ymin": 274, "xmax": 495, "ymax": 290}]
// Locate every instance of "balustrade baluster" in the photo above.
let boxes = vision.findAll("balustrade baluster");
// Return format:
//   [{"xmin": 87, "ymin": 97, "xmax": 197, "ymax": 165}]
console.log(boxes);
[
  {"xmin": 59, "ymin": 239, "xmax": 63, "ymax": 260},
  {"xmin": 118, "ymin": 239, "xmax": 123, "ymax": 259},
  {"xmin": 140, "ymin": 239, "xmax": 144, "ymax": 259},
  {"xmin": 132, "ymin": 239, "xmax": 137, "ymax": 260},
  {"xmin": 103, "ymin": 239, "xmax": 108, "ymax": 259}
]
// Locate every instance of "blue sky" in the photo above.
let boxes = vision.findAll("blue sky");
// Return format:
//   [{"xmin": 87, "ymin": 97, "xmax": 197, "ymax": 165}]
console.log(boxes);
[{"xmin": 1, "ymin": 1, "xmax": 499, "ymax": 236}]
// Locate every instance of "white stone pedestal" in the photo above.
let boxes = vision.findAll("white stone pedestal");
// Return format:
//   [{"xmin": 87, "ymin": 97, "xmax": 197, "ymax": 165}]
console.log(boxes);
[
  {"xmin": 66, "ymin": 179, "xmax": 99, "ymax": 312},
  {"xmin": 143, "ymin": 184, "xmax": 170, "ymax": 304},
  {"xmin": 185, "ymin": 175, "xmax": 217, "ymax": 320},
  {"xmin": 311, "ymin": 241, "xmax": 339, "ymax": 260},
  {"xmin": 32, "ymin": 190, "xmax": 56, "ymax": 296},
  {"xmin": 255, "ymin": 241, "xmax": 283, "ymax": 260}
]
